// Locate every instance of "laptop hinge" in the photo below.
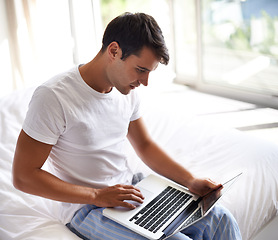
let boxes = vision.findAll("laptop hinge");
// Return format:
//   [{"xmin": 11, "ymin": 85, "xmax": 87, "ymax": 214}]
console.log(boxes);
[{"xmin": 162, "ymin": 200, "xmax": 199, "ymax": 238}]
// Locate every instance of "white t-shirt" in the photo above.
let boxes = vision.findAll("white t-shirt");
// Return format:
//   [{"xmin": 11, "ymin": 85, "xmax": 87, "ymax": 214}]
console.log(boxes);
[{"xmin": 23, "ymin": 66, "xmax": 141, "ymax": 189}]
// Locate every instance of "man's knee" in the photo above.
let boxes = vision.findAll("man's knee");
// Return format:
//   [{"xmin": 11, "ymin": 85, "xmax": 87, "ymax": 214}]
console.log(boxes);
[
  {"xmin": 211, "ymin": 204, "xmax": 237, "ymax": 225},
  {"xmin": 208, "ymin": 204, "xmax": 242, "ymax": 240}
]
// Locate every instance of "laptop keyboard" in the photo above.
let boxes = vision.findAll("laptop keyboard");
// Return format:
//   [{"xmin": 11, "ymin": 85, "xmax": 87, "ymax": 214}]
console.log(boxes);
[
  {"xmin": 129, "ymin": 186, "xmax": 192, "ymax": 233},
  {"xmin": 182, "ymin": 207, "xmax": 202, "ymax": 228}
]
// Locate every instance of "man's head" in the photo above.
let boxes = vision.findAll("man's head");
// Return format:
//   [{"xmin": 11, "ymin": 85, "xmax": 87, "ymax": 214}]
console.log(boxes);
[{"xmin": 101, "ymin": 12, "xmax": 169, "ymax": 65}]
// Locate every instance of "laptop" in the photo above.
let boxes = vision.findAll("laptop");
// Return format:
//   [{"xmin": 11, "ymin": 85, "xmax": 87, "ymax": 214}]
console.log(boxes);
[{"xmin": 103, "ymin": 172, "xmax": 242, "ymax": 240}]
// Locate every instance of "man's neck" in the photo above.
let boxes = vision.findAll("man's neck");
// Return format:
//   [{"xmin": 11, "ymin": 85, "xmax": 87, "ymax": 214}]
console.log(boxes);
[{"xmin": 79, "ymin": 51, "xmax": 112, "ymax": 94}]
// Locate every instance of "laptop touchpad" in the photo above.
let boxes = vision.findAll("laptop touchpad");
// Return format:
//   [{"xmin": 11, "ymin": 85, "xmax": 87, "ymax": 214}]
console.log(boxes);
[{"xmin": 124, "ymin": 186, "xmax": 154, "ymax": 208}]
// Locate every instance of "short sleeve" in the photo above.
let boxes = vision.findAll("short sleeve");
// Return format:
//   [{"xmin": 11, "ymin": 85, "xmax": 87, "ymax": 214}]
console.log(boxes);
[
  {"xmin": 130, "ymin": 90, "xmax": 142, "ymax": 121},
  {"xmin": 23, "ymin": 86, "xmax": 66, "ymax": 145}
]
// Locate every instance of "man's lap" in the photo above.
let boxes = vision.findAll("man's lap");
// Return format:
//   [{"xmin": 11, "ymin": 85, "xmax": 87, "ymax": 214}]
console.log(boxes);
[{"xmin": 66, "ymin": 204, "xmax": 241, "ymax": 240}]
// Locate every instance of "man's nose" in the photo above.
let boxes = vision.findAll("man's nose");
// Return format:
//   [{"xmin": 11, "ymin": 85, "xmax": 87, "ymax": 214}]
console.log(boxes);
[{"xmin": 139, "ymin": 73, "xmax": 149, "ymax": 86}]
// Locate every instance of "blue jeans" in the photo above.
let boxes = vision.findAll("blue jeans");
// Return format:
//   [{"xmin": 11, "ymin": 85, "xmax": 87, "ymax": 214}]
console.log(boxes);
[{"xmin": 66, "ymin": 204, "xmax": 242, "ymax": 240}]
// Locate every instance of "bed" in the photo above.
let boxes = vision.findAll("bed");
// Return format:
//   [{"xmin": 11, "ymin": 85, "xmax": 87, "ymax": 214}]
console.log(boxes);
[{"xmin": 0, "ymin": 83, "xmax": 277, "ymax": 240}]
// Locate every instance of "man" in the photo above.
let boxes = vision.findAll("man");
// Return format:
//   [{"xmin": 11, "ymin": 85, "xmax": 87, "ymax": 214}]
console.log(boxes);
[{"xmin": 13, "ymin": 12, "xmax": 241, "ymax": 239}]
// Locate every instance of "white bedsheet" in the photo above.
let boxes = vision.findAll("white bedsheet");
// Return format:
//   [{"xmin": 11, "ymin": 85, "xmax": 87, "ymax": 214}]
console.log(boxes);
[{"xmin": 0, "ymin": 86, "xmax": 277, "ymax": 240}]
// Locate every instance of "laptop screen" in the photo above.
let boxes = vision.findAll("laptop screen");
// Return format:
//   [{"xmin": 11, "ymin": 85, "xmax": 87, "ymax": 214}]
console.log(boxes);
[
  {"xmin": 202, "ymin": 185, "xmax": 223, "ymax": 214},
  {"xmin": 202, "ymin": 173, "xmax": 242, "ymax": 214}
]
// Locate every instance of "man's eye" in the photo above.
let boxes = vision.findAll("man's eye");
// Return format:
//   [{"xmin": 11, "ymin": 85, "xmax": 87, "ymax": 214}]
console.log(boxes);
[{"xmin": 136, "ymin": 68, "xmax": 145, "ymax": 73}]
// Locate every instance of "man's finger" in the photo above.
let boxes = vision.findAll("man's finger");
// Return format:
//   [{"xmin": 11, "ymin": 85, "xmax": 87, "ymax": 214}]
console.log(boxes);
[{"xmin": 117, "ymin": 185, "xmax": 145, "ymax": 200}]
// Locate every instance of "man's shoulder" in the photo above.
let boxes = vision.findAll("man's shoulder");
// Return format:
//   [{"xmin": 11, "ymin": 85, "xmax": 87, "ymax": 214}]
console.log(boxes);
[{"xmin": 43, "ymin": 66, "xmax": 79, "ymax": 88}]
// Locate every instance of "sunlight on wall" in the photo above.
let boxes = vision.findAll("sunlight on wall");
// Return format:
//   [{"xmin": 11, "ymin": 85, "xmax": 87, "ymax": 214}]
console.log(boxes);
[
  {"xmin": 0, "ymin": 0, "xmax": 12, "ymax": 97},
  {"xmin": 0, "ymin": 39, "xmax": 13, "ymax": 97},
  {"xmin": 30, "ymin": 0, "xmax": 74, "ymax": 84},
  {"xmin": 0, "ymin": 0, "xmax": 100, "ymax": 97}
]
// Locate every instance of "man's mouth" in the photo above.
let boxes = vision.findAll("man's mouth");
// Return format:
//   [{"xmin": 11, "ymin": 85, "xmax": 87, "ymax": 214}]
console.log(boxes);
[
  {"xmin": 130, "ymin": 83, "xmax": 140, "ymax": 89},
  {"xmin": 130, "ymin": 84, "xmax": 138, "ymax": 89}
]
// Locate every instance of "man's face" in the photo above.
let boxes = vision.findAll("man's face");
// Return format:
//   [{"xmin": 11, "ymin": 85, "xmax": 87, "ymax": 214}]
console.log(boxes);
[{"xmin": 107, "ymin": 46, "xmax": 160, "ymax": 95}]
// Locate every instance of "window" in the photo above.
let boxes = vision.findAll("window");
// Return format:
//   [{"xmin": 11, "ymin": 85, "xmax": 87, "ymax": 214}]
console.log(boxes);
[
  {"xmin": 2, "ymin": 0, "xmax": 277, "ymax": 108},
  {"xmin": 175, "ymin": 0, "xmax": 278, "ymax": 108}
]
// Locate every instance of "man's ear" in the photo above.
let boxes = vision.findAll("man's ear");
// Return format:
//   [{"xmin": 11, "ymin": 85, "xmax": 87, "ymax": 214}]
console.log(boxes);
[{"xmin": 107, "ymin": 41, "xmax": 121, "ymax": 59}]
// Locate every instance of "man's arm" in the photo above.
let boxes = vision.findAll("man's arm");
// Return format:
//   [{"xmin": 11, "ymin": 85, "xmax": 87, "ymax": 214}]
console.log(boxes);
[
  {"xmin": 13, "ymin": 130, "xmax": 144, "ymax": 209},
  {"xmin": 127, "ymin": 118, "xmax": 221, "ymax": 196}
]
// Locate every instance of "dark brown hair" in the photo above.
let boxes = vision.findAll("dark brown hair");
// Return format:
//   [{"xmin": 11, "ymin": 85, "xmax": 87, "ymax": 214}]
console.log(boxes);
[{"xmin": 101, "ymin": 12, "xmax": 169, "ymax": 65}]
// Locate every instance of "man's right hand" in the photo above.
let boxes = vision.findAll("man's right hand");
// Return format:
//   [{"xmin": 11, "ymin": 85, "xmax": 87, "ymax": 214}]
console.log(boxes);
[{"xmin": 92, "ymin": 184, "xmax": 145, "ymax": 209}]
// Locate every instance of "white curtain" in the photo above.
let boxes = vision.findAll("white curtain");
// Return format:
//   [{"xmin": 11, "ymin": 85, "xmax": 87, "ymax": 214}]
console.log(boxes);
[
  {"xmin": 1, "ymin": 0, "xmax": 102, "ymax": 97},
  {"xmin": 5, "ymin": 0, "xmax": 37, "ymax": 91}
]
